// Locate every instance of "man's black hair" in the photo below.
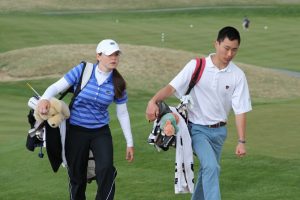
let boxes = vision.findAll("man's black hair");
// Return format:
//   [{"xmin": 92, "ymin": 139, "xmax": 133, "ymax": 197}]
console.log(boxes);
[{"xmin": 217, "ymin": 26, "xmax": 241, "ymax": 44}]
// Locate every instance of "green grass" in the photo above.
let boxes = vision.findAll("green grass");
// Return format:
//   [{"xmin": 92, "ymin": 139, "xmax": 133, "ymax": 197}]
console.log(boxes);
[
  {"xmin": 220, "ymin": 155, "xmax": 300, "ymax": 200},
  {"xmin": 1, "ymin": 80, "xmax": 300, "ymax": 200},
  {"xmin": 1, "ymin": 5, "xmax": 300, "ymax": 71},
  {"xmin": 1, "ymin": 1, "xmax": 300, "ymax": 200},
  {"xmin": 1, "ymin": 0, "xmax": 299, "ymax": 13}
]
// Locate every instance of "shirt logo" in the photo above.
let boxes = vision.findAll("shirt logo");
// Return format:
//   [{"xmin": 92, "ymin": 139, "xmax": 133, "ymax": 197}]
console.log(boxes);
[
  {"xmin": 226, "ymin": 85, "xmax": 229, "ymax": 89},
  {"xmin": 105, "ymin": 90, "xmax": 112, "ymax": 95}
]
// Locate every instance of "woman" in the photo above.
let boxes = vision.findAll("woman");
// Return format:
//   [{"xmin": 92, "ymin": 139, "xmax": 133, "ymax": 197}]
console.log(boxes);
[{"xmin": 37, "ymin": 39, "xmax": 134, "ymax": 200}]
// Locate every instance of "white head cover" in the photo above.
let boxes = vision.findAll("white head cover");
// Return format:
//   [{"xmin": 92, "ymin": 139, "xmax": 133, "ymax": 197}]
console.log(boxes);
[{"xmin": 96, "ymin": 39, "xmax": 121, "ymax": 56}]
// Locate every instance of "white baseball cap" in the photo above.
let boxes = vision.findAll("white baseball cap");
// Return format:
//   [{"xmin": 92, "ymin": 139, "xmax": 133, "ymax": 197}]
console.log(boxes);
[{"xmin": 96, "ymin": 39, "xmax": 121, "ymax": 56}]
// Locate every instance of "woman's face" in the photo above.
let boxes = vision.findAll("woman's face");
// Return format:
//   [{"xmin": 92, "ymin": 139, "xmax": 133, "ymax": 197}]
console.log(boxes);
[{"xmin": 97, "ymin": 51, "xmax": 120, "ymax": 72}]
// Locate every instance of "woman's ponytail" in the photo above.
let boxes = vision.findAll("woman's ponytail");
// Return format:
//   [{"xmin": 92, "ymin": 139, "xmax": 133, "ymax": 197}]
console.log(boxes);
[{"xmin": 112, "ymin": 69, "xmax": 126, "ymax": 99}]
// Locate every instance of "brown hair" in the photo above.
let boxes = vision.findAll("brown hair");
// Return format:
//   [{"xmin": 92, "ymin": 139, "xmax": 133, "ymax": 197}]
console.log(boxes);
[{"xmin": 112, "ymin": 69, "xmax": 126, "ymax": 98}]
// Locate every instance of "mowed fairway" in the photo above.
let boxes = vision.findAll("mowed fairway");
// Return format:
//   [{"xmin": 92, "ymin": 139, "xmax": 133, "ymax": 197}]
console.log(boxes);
[{"xmin": 1, "ymin": 1, "xmax": 300, "ymax": 200}]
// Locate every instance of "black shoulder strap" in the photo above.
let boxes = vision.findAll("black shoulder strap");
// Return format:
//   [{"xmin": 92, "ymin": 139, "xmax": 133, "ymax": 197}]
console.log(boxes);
[
  {"xmin": 69, "ymin": 61, "xmax": 87, "ymax": 109},
  {"xmin": 185, "ymin": 57, "xmax": 205, "ymax": 95},
  {"xmin": 58, "ymin": 87, "xmax": 73, "ymax": 100},
  {"xmin": 58, "ymin": 61, "xmax": 87, "ymax": 100}
]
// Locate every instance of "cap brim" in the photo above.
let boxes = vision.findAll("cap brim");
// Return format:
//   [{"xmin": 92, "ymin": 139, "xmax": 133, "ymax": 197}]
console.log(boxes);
[{"xmin": 103, "ymin": 49, "xmax": 121, "ymax": 56}]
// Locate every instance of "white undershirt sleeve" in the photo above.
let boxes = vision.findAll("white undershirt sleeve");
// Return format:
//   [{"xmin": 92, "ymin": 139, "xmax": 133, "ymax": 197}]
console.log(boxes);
[
  {"xmin": 40, "ymin": 77, "xmax": 71, "ymax": 100},
  {"xmin": 116, "ymin": 103, "xmax": 134, "ymax": 147}
]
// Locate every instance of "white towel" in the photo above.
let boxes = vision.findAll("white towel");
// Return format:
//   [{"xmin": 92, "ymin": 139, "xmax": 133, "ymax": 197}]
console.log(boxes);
[
  {"xmin": 59, "ymin": 121, "xmax": 95, "ymax": 181},
  {"xmin": 59, "ymin": 120, "xmax": 68, "ymax": 167},
  {"xmin": 170, "ymin": 107, "xmax": 194, "ymax": 194}
]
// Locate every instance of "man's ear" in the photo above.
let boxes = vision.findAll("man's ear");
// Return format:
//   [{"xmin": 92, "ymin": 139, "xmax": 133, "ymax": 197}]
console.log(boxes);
[{"xmin": 214, "ymin": 40, "xmax": 219, "ymax": 49}]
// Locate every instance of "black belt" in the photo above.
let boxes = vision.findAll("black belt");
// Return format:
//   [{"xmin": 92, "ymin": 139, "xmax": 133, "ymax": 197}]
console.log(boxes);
[{"xmin": 206, "ymin": 122, "xmax": 226, "ymax": 128}]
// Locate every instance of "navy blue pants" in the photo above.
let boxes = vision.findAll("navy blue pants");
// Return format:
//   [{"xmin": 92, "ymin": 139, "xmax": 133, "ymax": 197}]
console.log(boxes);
[{"xmin": 65, "ymin": 124, "xmax": 116, "ymax": 200}]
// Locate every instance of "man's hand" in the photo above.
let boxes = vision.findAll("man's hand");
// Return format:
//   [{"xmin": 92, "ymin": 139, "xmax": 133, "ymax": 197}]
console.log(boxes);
[
  {"xmin": 145, "ymin": 100, "xmax": 159, "ymax": 122},
  {"xmin": 145, "ymin": 85, "xmax": 175, "ymax": 122},
  {"xmin": 236, "ymin": 143, "xmax": 246, "ymax": 157}
]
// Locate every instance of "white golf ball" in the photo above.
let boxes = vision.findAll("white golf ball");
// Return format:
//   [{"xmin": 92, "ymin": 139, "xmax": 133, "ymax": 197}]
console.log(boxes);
[{"xmin": 264, "ymin": 26, "xmax": 268, "ymax": 30}]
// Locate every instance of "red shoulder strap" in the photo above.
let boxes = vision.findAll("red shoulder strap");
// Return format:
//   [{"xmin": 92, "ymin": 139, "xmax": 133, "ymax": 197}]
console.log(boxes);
[
  {"xmin": 192, "ymin": 57, "xmax": 205, "ymax": 83},
  {"xmin": 185, "ymin": 57, "xmax": 206, "ymax": 95}
]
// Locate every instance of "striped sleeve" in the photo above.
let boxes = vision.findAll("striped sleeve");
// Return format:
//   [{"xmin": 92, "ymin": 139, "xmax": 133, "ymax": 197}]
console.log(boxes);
[
  {"xmin": 64, "ymin": 63, "xmax": 85, "ymax": 86},
  {"xmin": 114, "ymin": 90, "xmax": 128, "ymax": 104}
]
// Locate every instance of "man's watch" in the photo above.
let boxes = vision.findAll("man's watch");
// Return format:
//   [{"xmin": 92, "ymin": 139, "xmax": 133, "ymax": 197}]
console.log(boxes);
[{"xmin": 238, "ymin": 139, "xmax": 246, "ymax": 144}]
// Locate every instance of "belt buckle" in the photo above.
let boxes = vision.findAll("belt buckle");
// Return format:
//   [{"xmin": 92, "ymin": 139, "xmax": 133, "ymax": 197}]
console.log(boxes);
[
  {"xmin": 216, "ymin": 122, "xmax": 221, "ymax": 128},
  {"xmin": 208, "ymin": 123, "xmax": 215, "ymax": 128},
  {"xmin": 208, "ymin": 122, "xmax": 221, "ymax": 128}
]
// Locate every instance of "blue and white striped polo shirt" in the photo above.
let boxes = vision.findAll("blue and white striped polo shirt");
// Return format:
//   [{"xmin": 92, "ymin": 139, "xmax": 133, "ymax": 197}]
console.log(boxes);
[{"xmin": 64, "ymin": 62, "xmax": 128, "ymax": 129}]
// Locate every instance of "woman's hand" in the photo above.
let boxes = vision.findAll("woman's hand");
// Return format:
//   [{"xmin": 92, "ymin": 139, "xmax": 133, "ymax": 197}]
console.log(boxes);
[
  {"xmin": 126, "ymin": 147, "xmax": 134, "ymax": 162},
  {"xmin": 37, "ymin": 99, "xmax": 51, "ymax": 115}
]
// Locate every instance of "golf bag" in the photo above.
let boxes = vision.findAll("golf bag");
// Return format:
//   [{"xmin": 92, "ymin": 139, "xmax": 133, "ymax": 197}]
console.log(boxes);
[
  {"xmin": 26, "ymin": 98, "xmax": 45, "ymax": 158},
  {"xmin": 26, "ymin": 95, "xmax": 64, "ymax": 171},
  {"xmin": 26, "ymin": 61, "xmax": 97, "ymax": 182},
  {"xmin": 148, "ymin": 101, "xmax": 176, "ymax": 151},
  {"xmin": 147, "ymin": 57, "xmax": 206, "ymax": 151}
]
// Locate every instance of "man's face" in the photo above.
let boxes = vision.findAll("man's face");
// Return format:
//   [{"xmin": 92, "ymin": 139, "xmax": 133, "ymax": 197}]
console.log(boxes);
[{"xmin": 215, "ymin": 37, "xmax": 239, "ymax": 66}]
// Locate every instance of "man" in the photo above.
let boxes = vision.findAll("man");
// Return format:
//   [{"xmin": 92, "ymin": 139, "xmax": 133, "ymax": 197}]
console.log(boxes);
[
  {"xmin": 146, "ymin": 26, "xmax": 252, "ymax": 200},
  {"xmin": 242, "ymin": 16, "xmax": 250, "ymax": 30}
]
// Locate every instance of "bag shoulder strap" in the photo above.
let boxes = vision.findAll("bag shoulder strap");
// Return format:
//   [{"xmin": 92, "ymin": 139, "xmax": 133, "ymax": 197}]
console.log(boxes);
[
  {"xmin": 80, "ymin": 62, "xmax": 94, "ymax": 90},
  {"xmin": 68, "ymin": 61, "xmax": 93, "ymax": 109},
  {"xmin": 185, "ymin": 57, "xmax": 206, "ymax": 95}
]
